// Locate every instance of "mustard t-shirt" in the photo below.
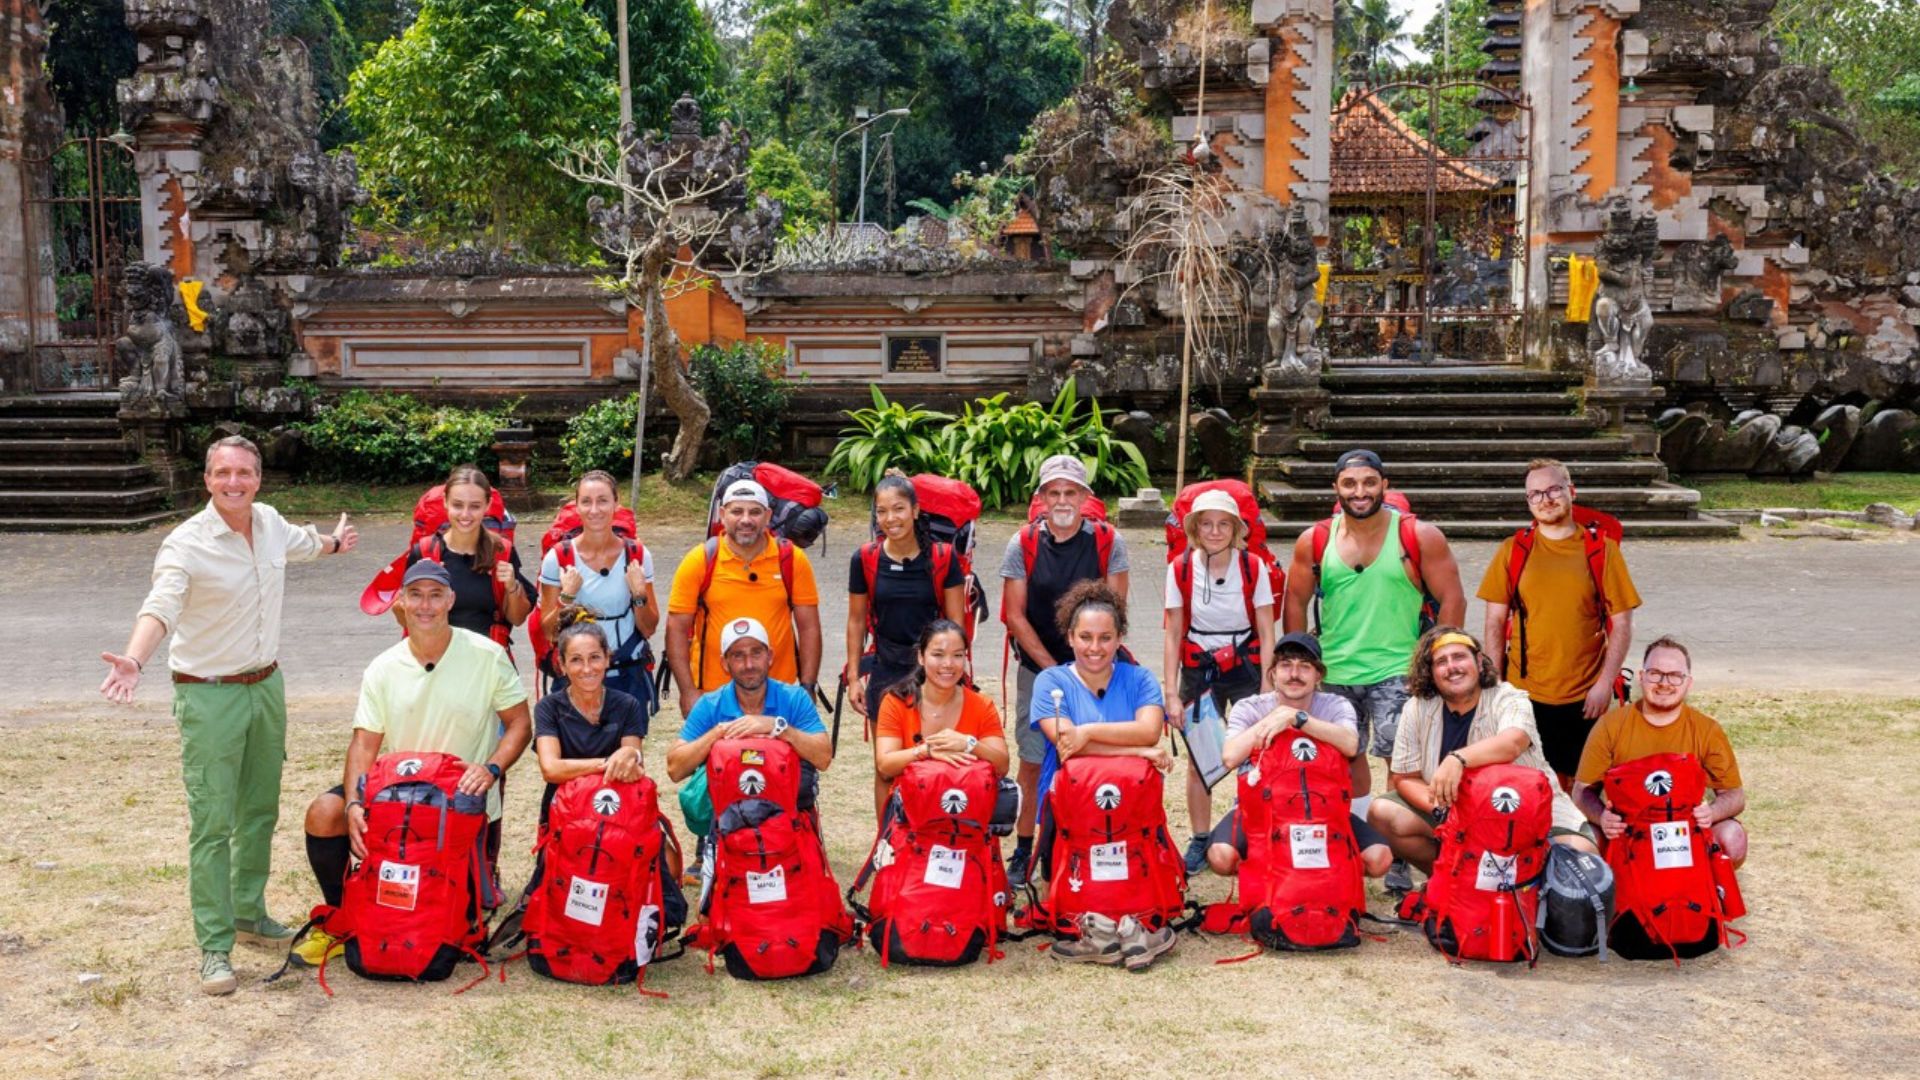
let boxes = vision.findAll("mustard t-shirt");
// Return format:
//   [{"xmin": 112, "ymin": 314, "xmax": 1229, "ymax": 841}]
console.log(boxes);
[
  {"xmin": 1477, "ymin": 531, "xmax": 1641, "ymax": 704},
  {"xmin": 1574, "ymin": 702, "xmax": 1743, "ymax": 791},
  {"xmin": 667, "ymin": 539, "xmax": 820, "ymax": 693},
  {"xmin": 353, "ymin": 628, "xmax": 530, "ymax": 819}
]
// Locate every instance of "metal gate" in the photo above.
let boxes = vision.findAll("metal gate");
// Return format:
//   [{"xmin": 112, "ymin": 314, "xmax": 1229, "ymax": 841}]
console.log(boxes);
[
  {"xmin": 20, "ymin": 134, "xmax": 144, "ymax": 391},
  {"xmin": 1322, "ymin": 80, "xmax": 1532, "ymax": 362}
]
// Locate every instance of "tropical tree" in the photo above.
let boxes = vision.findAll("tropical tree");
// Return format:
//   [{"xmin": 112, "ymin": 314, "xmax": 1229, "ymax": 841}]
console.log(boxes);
[
  {"xmin": 1334, "ymin": 0, "xmax": 1412, "ymax": 85},
  {"xmin": 583, "ymin": 0, "xmax": 726, "ymax": 131}
]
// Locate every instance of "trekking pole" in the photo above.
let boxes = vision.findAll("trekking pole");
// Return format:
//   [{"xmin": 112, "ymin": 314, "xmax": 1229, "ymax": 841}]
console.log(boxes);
[{"xmin": 830, "ymin": 671, "xmax": 847, "ymax": 756}]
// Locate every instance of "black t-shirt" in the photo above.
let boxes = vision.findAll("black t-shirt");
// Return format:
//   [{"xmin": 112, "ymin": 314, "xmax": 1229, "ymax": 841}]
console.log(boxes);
[
  {"xmin": 408, "ymin": 542, "xmax": 536, "ymax": 642},
  {"xmin": 848, "ymin": 543, "xmax": 964, "ymax": 673},
  {"xmin": 533, "ymin": 687, "xmax": 647, "ymax": 819},
  {"xmin": 1439, "ymin": 704, "xmax": 1477, "ymax": 762},
  {"xmin": 1021, "ymin": 527, "xmax": 1105, "ymax": 670}
]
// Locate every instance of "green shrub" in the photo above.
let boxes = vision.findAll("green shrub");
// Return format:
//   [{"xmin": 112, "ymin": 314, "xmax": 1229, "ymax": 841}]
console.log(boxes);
[
  {"xmin": 561, "ymin": 392, "xmax": 641, "ymax": 479},
  {"xmin": 823, "ymin": 385, "xmax": 953, "ymax": 492},
  {"xmin": 690, "ymin": 340, "xmax": 794, "ymax": 462},
  {"xmin": 293, "ymin": 390, "xmax": 518, "ymax": 483}
]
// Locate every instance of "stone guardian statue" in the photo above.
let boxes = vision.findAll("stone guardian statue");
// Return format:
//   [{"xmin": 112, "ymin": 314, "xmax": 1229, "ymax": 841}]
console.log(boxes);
[
  {"xmin": 1264, "ymin": 206, "xmax": 1326, "ymax": 386},
  {"xmin": 1587, "ymin": 205, "xmax": 1658, "ymax": 384}
]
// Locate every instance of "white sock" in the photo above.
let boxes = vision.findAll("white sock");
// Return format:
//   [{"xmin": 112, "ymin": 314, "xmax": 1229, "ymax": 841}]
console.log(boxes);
[{"xmin": 1351, "ymin": 794, "xmax": 1373, "ymax": 818}]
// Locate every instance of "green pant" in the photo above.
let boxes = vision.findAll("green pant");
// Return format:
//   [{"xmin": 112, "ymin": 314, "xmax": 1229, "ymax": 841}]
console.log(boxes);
[{"xmin": 173, "ymin": 672, "xmax": 287, "ymax": 952}]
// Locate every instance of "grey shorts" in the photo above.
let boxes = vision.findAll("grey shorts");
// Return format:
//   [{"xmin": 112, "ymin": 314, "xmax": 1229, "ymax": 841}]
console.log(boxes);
[
  {"xmin": 1014, "ymin": 664, "xmax": 1047, "ymax": 765},
  {"xmin": 1323, "ymin": 676, "xmax": 1409, "ymax": 758}
]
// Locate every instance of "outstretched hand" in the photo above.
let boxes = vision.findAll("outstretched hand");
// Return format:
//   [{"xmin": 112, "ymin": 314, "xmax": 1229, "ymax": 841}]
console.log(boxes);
[
  {"xmin": 332, "ymin": 512, "xmax": 359, "ymax": 554},
  {"xmin": 99, "ymin": 652, "xmax": 141, "ymax": 704}
]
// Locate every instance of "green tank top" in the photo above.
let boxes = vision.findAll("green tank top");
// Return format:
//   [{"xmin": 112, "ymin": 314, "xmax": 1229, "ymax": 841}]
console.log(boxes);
[{"xmin": 1319, "ymin": 510, "xmax": 1423, "ymax": 685}]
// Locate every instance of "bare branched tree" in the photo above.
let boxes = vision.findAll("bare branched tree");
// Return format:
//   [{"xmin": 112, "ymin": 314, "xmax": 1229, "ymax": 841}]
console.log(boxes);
[{"xmin": 555, "ymin": 95, "xmax": 782, "ymax": 482}]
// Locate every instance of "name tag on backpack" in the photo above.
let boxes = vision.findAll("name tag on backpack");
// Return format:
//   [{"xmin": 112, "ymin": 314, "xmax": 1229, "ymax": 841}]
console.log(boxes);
[
  {"xmin": 1289, "ymin": 824, "xmax": 1330, "ymax": 869},
  {"xmin": 376, "ymin": 862, "xmax": 420, "ymax": 911},
  {"xmin": 1475, "ymin": 852, "xmax": 1517, "ymax": 892},
  {"xmin": 924, "ymin": 845, "xmax": 966, "ymax": 889},
  {"xmin": 566, "ymin": 876, "xmax": 610, "ymax": 927},
  {"xmin": 1651, "ymin": 821, "xmax": 1694, "ymax": 869},
  {"xmin": 747, "ymin": 865, "xmax": 789, "ymax": 904},
  {"xmin": 1090, "ymin": 841, "xmax": 1128, "ymax": 882}
]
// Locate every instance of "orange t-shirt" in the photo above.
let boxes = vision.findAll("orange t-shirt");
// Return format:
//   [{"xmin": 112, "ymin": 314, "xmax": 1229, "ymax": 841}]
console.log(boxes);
[
  {"xmin": 1476, "ymin": 531, "xmax": 1641, "ymax": 704},
  {"xmin": 1574, "ymin": 702, "xmax": 1743, "ymax": 791},
  {"xmin": 874, "ymin": 687, "xmax": 1005, "ymax": 747},
  {"xmin": 667, "ymin": 538, "xmax": 819, "ymax": 692}
]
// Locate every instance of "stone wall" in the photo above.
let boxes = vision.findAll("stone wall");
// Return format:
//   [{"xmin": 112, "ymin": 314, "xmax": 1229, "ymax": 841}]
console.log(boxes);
[{"xmin": 0, "ymin": 0, "xmax": 62, "ymax": 393}]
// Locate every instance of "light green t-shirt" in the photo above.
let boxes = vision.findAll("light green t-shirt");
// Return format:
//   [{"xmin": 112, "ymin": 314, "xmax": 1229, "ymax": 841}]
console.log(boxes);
[
  {"xmin": 353, "ymin": 628, "xmax": 529, "ymax": 819},
  {"xmin": 1319, "ymin": 510, "xmax": 1424, "ymax": 686}
]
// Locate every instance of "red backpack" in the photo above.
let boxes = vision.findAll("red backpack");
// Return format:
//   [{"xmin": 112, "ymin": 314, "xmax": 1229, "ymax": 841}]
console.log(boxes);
[
  {"xmin": 997, "ymin": 508, "xmax": 1119, "ymax": 704},
  {"xmin": 519, "ymin": 775, "xmax": 678, "ymax": 989},
  {"xmin": 709, "ymin": 461, "xmax": 829, "ymax": 548},
  {"xmin": 300, "ymin": 753, "xmax": 497, "ymax": 992},
  {"xmin": 685, "ymin": 738, "xmax": 853, "ymax": 979},
  {"xmin": 358, "ymin": 485, "xmax": 519, "ymax": 649},
  {"xmin": 1016, "ymin": 755, "xmax": 1189, "ymax": 937},
  {"xmin": 1397, "ymin": 763, "xmax": 1554, "ymax": 964},
  {"xmin": 1223, "ymin": 733, "xmax": 1366, "ymax": 950},
  {"xmin": 531, "ymin": 502, "xmax": 648, "ymax": 681},
  {"xmin": 1502, "ymin": 506, "xmax": 1630, "ymax": 700},
  {"xmin": 1308, "ymin": 496, "xmax": 1437, "ymax": 633},
  {"xmin": 1167, "ymin": 481, "xmax": 1283, "ymax": 675},
  {"xmin": 848, "ymin": 758, "xmax": 1010, "ymax": 966},
  {"xmin": 1602, "ymin": 753, "xmax": 1745, "ymax": 961}
]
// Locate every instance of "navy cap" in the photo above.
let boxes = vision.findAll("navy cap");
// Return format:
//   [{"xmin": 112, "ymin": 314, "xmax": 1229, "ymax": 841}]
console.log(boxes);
[
  {"xmin": 1275, "ymin": 632, "xmax": 1324, "ymax": 664},
  {"xmin": 402, "ymin": 559, "xmax": 453, "ymax": 589},
  {"xmin": 1333, "ymin": 448, "xmax": 1386, "ymax": 478}
]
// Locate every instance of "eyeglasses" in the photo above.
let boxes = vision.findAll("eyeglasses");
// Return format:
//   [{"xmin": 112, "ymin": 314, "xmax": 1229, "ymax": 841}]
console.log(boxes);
[
  {"xmin": 1642, "ymin": 668, "xmax": 1690, "ymax": 686},
  {"xmin": 1525, "ymin": 485, "xmax": 1568, "ymax": 504}
]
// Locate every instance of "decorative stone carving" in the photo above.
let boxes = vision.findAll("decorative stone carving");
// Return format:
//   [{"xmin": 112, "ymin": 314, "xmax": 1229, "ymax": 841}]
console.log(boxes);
[
  {"xmin": 1588, "ymin": 204, "xmax": 1658, "ymax": 385},
  {"xmin": 116, "ymin": 263, "xmax": 187, "ymax": 412},
  {"xmin": 1669, "ymin": 234, "xmax": 1739, "ymax": 313},
  {"xmin": 1263, "ymin": 207, "xmax": 1325, "ymax": 386}
]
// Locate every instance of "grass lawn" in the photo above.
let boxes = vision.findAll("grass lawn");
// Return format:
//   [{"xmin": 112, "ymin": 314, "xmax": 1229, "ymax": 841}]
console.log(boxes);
[
  {"xmin": 2, "ymin": 689, "xmax": 1913, "ymax": 1078},
  {"xmin": 1684, "ymin": 471, "xmax": 1920, "ymax": 514}
]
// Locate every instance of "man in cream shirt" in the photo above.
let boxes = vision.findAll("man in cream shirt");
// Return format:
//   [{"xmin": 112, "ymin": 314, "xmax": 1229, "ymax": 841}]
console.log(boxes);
[{"xmin": 100, "ymin": 436, "xmax": 358, "ymax": 995}]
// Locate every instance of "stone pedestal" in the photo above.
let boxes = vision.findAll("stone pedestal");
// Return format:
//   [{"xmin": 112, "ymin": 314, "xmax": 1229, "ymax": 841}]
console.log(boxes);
[
  {"xmin": 1115, "ymin": 487, "xmax": 1169, "ymax": 527},
  {"xmin": 1249, "ymin": 384, "xmax": 1331, "ymax": 457},
  {"xmin": 119, "ymin": 400, "xmax": 197, "ymax": 505},
  {"xmin": 492, "ymin": 426, "xmax": 535, "ymax": 502},
  {"xmin": 1583, "ymin": 383, "xmax": 1665, "ymax": 455}
]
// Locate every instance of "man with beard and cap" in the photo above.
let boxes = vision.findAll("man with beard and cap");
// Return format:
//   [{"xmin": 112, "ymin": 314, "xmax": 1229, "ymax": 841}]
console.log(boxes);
[
  {"xmin": 1206, "ymin": 633, "xmax": 1394, "ymax": 880},
  {"xmin": 1477, "ymin": 459, "xmax": 1641, "ymax": 791},
  {"xmin": 1283, "ymin": 447, "xmax": 1464, "ymax": 894},
  {"xmin": 999, "ymin": 453, "xmax": 1131, "ymax": 887}
]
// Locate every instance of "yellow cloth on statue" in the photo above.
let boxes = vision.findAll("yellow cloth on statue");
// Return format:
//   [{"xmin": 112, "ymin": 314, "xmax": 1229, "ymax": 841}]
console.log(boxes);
[
  {"xmin": 1315, "ymin": 262, "xmax": 1330, "ymax": 304},
  {"xmin": 1565, "ymin": 255, "xmax": 1598, "ymax": 323},
  {"xmin": 179, "ymin": 280, "xmax": 208, "ymax": 332}
]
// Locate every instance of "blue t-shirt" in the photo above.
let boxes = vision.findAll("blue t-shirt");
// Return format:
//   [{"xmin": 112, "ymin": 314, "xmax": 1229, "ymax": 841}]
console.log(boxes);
[
  {"xmin": 679, "ymin": 678, "xmax": 825, "ymax": 743},
  {"xmin": 1028, "ymin": 661, "xmax": 1165, "ymax": 801},
  {"xmin": 539, "ymin": 542, "xmax": 656, "ymax": 656}
]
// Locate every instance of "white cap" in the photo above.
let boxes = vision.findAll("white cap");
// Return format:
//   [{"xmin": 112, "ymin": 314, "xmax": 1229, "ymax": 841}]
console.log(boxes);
[
  {"xmin": 1184, "ymin": 489, "xmax": 1242, "ymax": 526},
  {"xmin": 721, "ymin": 479, "xmax": 770, "ymax": 509},
  {"xmin": 720, "ymin": 617, "xmax": 772, "ymax": 654}
]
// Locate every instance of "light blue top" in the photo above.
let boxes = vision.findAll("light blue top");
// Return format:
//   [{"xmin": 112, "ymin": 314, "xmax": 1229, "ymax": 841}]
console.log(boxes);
[
  {"xmin": 539, "ymin": 542, "xmax": 655, "ymax": 652},
  {"xmin": 1028, "ymin": 661, "xmax": 1165, "ymax": 803}
]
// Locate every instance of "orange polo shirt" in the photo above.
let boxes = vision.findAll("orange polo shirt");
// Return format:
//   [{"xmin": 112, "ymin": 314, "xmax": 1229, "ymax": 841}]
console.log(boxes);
[{"xmin": 667, "ymin": 537, "xmax": 819, "ymax": 692}]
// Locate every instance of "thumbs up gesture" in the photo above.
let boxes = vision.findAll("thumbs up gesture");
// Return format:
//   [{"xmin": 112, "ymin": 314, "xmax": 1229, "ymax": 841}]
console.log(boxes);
[{"xmin": 331, "ymin": 511, "xmax": 359, "ymax": 555}]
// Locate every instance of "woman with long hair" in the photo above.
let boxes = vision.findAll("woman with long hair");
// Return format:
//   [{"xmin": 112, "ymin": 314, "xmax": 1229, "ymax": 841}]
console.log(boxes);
[
  {"xmin": 872, "ymin": 619, "xmax": 1009, "ymax": 784},
  {"xmin": 399, "ymin": 464, "xmax": 535, "ymax": 648},
  {"xmin": 538, "ymin": 470, "xmax": 661, "ymax": 721}
]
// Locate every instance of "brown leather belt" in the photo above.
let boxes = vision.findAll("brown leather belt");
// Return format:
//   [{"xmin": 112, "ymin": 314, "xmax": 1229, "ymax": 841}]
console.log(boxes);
[{"xmin": 173, "ymin": 662, "xmax": 279, "ymax": 686}]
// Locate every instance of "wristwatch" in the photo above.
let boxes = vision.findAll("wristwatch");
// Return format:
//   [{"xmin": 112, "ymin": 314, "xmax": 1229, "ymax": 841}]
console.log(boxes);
[
  {"xmin": 964, "ymin": 735, "xmax": 979, "ymax": 754},
  {"xmin": 485, "ymin": 762, "xmax": 503, "ymax": 781},
  {"xmin": 770, "ymin": 716, "xmax": 790, "ymax": 739},
  {"xmin": 1292, "ymin": 710, "xmax": 1310, "ymax": 730}
]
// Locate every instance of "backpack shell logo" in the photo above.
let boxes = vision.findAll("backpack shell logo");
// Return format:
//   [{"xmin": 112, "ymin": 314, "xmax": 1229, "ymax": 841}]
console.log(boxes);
[
  {"xmin": 1291, "ymin": 738, "xmax": 1318, "ymax": 762},
  {"xmin": 1094, "ymin": 783, "xmax": 1122, "ymax": 811},
  {"xmin": 940, "ymin": 788, "xmax": 969, "ymax": 814},
  {"xmin": 592, "ymin": 789, "xmax": 621, "ymax": 817},
  {"xmin": 1490, "ymin": 786, "xmax": 1522, "ymax": 814},
  {"xmin": 738, "ymin": 768, "xmax": 766, "ymax": 797},
  {"xmin": 396, "ymin": 758, "xmax": 424, "ymax": 777},
  {"xmin": 1644, "ymin": 770, "xmax": 1674, "ymax": 797}
]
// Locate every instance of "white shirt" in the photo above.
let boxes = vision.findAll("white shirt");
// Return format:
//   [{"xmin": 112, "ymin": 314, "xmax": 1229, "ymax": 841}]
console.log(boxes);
[
  {"xmin": 138, "ymin": 501, "xmax": 324, "ymax": 677},
  {"xmin": 1163, "ymin": 549, "xmax": 1276, "ymax": 651}
]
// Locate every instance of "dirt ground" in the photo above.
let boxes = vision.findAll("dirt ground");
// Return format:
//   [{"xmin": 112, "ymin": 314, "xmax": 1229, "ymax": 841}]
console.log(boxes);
[{"xmin": 1, "ymin": 512, "xmax": 1917, "ymax": 1079}]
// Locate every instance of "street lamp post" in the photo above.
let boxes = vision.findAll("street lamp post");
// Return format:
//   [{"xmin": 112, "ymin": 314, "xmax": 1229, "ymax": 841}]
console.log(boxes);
[{"xmin": 828, "ymin": 107, "xmax": 909, "ymax": 229}]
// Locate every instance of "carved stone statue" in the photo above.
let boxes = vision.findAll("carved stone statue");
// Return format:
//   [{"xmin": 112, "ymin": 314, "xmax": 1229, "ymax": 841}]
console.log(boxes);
[
  {"xmin": 1264, "ymin": 206, "xmax": 1325, "ymax": 386},
  {"xmin": 116, "ymin": 263, "xmax": 186, "ymax": 411},
  {"xmin": 1587, "ymin": 205, "xmax": 1658, "ymax": 384},
  {"xmin": 1669, "ymin": 234, "xmax": 1739, "ymax": 313}
]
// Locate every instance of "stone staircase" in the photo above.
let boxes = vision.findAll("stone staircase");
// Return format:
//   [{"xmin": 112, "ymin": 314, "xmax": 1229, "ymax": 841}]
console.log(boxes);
[
  {"xmin": 0, "ymin": 395, "xmax": 181, "ymax": 531},
  {"xmin": 1259, "ymin": 365, "xmax": 1738, "ymax": 540}
]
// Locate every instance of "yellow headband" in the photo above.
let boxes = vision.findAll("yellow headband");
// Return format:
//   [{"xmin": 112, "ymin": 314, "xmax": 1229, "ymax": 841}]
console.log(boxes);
[{"xmin": 1430, "ymin": 632, "xmax": 1477, "ymax": 656}]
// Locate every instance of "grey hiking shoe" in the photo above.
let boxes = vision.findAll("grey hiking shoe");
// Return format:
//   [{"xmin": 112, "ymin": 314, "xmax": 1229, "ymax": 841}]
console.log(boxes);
[
  {"xmin": 1183, "ymin": 835, "xmax": 1210, "ymax": 876},
  {"xmin": 1051, "ymin": 913, "xmax": 1123, "ymax": 965},
  {"xmin": 235, "ymin": 915, "xmax": 297, "ymax": 945},
  {"xmin": 1118, "ymin": 916, "xmax": 1177, "ymax": 972},
  {"xmin": 1384, "ymin": 859, "xmax": 1415, "ymax": 897},
  {"xmin": 200, "ymin": 951, "xmax": 238, "ymax": 996}
]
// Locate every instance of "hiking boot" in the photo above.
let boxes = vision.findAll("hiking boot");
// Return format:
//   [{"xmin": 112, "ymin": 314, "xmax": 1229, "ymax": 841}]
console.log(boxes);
[
  {"xmin": 200, "ymin": 951, "xmax": 238, "ymax": 996},
  {"xmin": 1384, "ymin": 859, "xmax": 1415, "ymax": 897},
  {"xmin": 1183, "ymin": 835, "xmax": 1210, "ymax": 876},
  {"xmin": 1117, "ymin": 916, "xmax": 1178, "ymax": 973},
  {"xmin": 1050, "ymin": 914, "xmax": 1122, "ymax": 965},
  {"xmin": 289, "ymin": 927, "xmax": 344, "ymax": 969},
  {"xmin": 234, "ymin": 915, "xmax": 297, "ymax": 945},
  {"xmin": 1007, "ymin": 847, "xmax": 1032, "ymax": 890}
]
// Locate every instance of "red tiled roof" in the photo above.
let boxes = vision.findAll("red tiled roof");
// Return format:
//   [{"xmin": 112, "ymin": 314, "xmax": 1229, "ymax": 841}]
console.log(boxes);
[
  {"xmin": 1330, "ymin": 89, "xmax": 1501, "ymax": 197},
  {"xmin": 1002, "ymin": 208, "xmax": 1041, "ymax": 236}
]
